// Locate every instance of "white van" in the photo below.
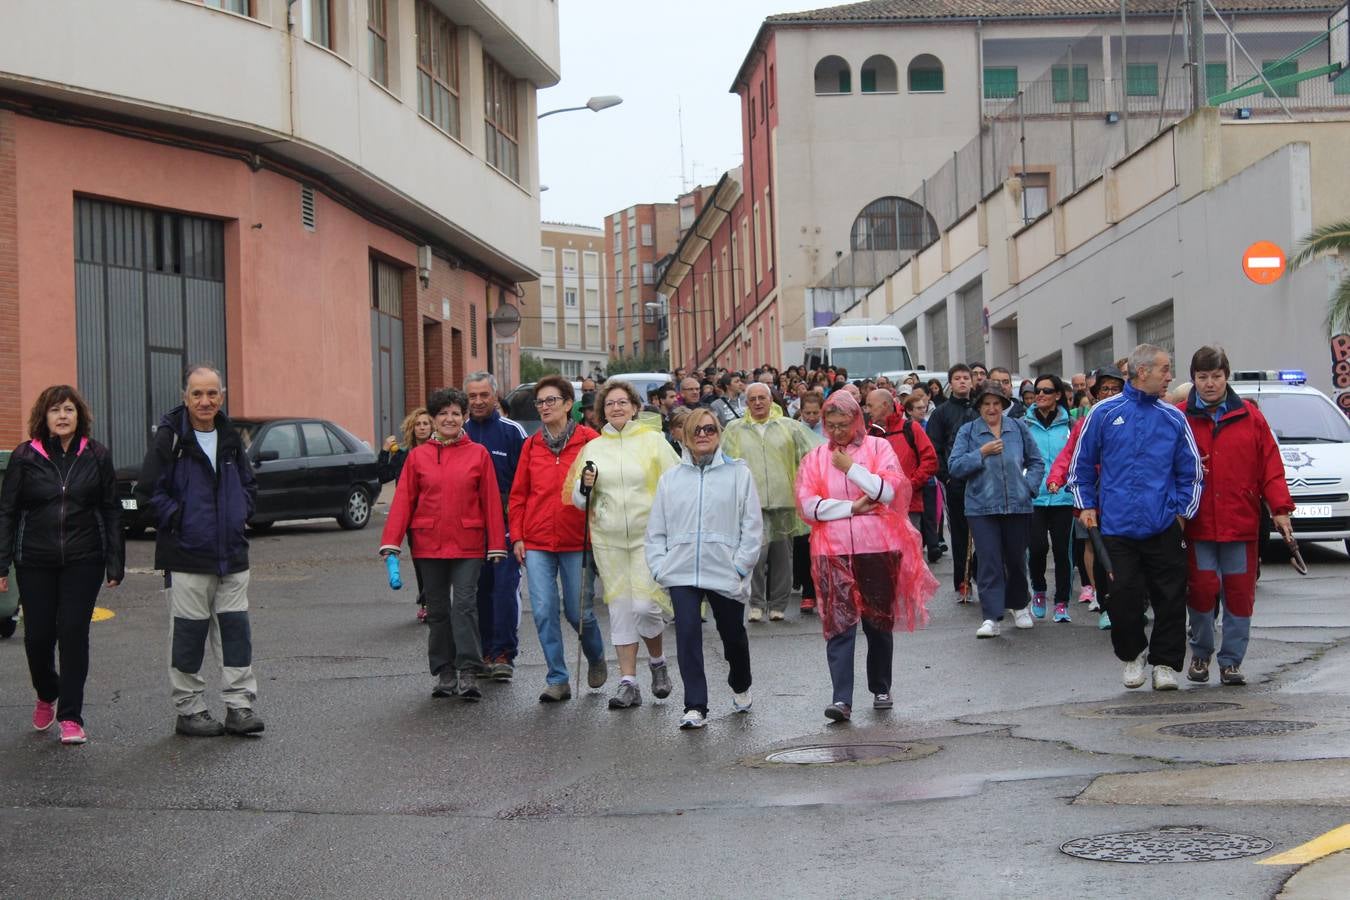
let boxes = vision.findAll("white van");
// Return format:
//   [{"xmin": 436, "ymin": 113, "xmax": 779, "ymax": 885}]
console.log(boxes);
[{"xmin": 803, "ymin": 323, "xmax": 915, "ymax": 377}]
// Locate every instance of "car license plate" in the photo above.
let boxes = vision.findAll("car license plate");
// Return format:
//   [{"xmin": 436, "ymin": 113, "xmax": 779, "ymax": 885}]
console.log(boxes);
[
  {"xmin": 121, "ymin": 498, "xmax": 138, "ymax": 511},
  {"xmin": 1292, "ymin": 504, "xmax": 1331, "ymax": 519}
]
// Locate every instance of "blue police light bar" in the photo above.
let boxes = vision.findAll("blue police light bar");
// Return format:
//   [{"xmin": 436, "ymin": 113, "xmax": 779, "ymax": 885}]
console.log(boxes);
[{"xmin": 1278, "ymin": 369, "xmax": 1307, "ymax": 384}]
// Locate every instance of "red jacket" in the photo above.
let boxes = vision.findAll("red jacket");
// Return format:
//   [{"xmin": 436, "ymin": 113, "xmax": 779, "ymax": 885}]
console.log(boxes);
[
  {"xmin": 1049, "ymin": 416, "xmax": 1087, "ymax": 491},
  {"xmin": 508, "ymin": 424, "xmax": 599, "ymax": 552},
  {"xmin": 869, "ymin": 412, "xmax": 938, "ymax": 513},
  {"xmin": 1180, "ymin": 391, "xmax": 1294, "ymax": 542},
  {"xmin": 380, "ymin": 436, "xmax": 506, "ymax": 558}
]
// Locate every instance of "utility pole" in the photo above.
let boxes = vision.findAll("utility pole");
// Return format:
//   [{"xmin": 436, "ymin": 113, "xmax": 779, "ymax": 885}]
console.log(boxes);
[{"xmin": 1187, "ymin": 0, "xmax": 1208, "ymax": 110}]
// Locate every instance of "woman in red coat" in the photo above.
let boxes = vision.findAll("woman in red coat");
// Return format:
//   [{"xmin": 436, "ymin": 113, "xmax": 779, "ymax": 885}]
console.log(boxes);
[
  {"xmin": 1180, "ymin": 347, "xmax": 1294, "ymax": 686},
  {"xmin": 381, "ymin": 388, "xmax": 507, "ymax": 701}
]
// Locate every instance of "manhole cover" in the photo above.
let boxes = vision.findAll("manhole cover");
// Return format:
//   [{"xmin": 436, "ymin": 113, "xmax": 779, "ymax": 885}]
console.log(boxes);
[
  {"xmin": 766, "ymin": 743, "xmax": 907, "ymax": 764},
  {"xmin": 1157, "ymin": 719, "xmax": 1316, "ymax": 739},
  {"xmin": 1098, "ymin": 701, "xmax": 1242, "ymax": 717},
  {"xmin": 1061, "ymin": 827, "xmax": 1272, "ymax": 863}
]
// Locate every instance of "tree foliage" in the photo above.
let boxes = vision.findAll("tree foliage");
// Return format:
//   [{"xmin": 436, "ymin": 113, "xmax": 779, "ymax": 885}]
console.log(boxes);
[{"xmin": 1289, "ymin": 221, "xmax": 1350, "ymax": 334}]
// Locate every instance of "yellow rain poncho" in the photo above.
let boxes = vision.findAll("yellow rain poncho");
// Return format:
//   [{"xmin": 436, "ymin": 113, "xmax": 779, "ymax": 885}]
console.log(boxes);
[
  {"xmin": 564, "ymin": 418, "xmax": 680, "ymax": 613},
  {"xmin": 721, "ymin": 407, "xmax": 824, "ymax": 541}
]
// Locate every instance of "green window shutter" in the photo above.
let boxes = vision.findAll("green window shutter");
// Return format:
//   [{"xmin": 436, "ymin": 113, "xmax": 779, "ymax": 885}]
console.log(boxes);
[
  {"xmin": 861, "ymin": 68, "xmax": 876, "ymax": 93},
  {"xmin": 984, "ymin": 67, "xmax": 1018, "ymax": 99},
  {"xmin": 1126, "ymin": 63, "xmax": 1158, "ymax": 97},
  {"xmin": 1205, "ymin": 63, "xmax": 1228, "ymax": 101},
  {"xmin": 909, "ymin": 66, "xmax": 944, "ymax": 92},
  {"xmin": 1052, "ymin": 65, "xmax": 1088, "ymax": 102},
  {"xmin": 1335, "ymin": 70, "xmax": 1350, "ymax": 96},
  {"xmin": 1262, "ymin": 59, "xmax": 1299, "ymax": 98},
  {"xmin": 838, "ymin": 69, "xmax": 851, "ymax": 93}
]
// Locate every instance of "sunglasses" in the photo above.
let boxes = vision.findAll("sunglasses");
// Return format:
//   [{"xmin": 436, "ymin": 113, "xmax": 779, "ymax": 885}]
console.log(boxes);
[
  {"xmin": 691, "ymin": 424, "xmax": 718, "ymax": 438},
  {"xmin": 1034, "ymin": 387, "xmax": 1059, "ymax": 395}
]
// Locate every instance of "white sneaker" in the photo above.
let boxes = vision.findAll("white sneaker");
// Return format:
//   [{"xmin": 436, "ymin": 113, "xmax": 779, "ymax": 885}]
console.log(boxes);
[
  {"xmin": 1152, "ymin": 665, "xmax": 1179, "ymax": 691},
  {"xmin": 1123, "ymin": 651, "xmax": 1148, "ymax": 689},
  {"xmin": 679, "ymin": 709, "xmax": 706, "ymax": 729},
  {"xmin": 732, "ymin": 691, "xmax": 752, "ymax": 713},
  {"xmin": 1012, "ymin": 607, "xmax": 1034, "ymax": 630},
  {"xmin": 748, "ymin": 608, "xmax": 763, "ymax": 623},
  {"xmin": 976, "ymin": 619, "xmax": 1000, "ymax": 639}
]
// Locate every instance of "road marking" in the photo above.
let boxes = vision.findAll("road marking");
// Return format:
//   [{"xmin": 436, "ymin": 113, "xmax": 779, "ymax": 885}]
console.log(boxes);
[
  {"xmin": 1257, "ymin": 823, "xmax": 1350, "ymax": 865},
  {"xmin": 92, "ymin": 607, "xmax": 115, "ymax": 623}
]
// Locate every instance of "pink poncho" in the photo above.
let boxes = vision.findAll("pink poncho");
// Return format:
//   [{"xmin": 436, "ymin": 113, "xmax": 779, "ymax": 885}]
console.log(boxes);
[{"xmin": 794, "ymin": 392, "xmax": 937, "ymax": 639}]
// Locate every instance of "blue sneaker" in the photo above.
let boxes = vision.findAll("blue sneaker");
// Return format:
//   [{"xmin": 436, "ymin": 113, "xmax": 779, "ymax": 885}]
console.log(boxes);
[
  {"xmin": 1053, "ymin": 601, "xmax": 1071, "ymax": 623},
  {"xmin": 1098, "ymin": 611, "xmax": 1112, "ymax": 630},
  {"xmin": 1031, "ymin": 592, "xmax": 1047, "ymax": 619}
]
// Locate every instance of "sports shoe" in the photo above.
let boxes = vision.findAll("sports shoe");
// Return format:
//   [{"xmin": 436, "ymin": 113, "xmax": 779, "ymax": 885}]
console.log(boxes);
[
  {"xmin": 650, "ymin": 661, "xmax": 672, "ymax": 699},
  {"xmin": 1079, "ymin": 585, "xmax": 1096, "ymax": 605},
  {"xmin": 1152, "ymin": 665, "xmax": 1179, "ymax": 691},
  {"xmin": 608, "ymin": 679, "xmax": 642, "ymax": 709},
  {"xmin": 1220, "ymin": 665, "xmax": 1247, "ymax": 686},
  {"xmin": 58, "ymin": 721, "xmax": 87, "ymax": 745},
  {"xmin": 1031, "ymin": 592, "xmax": 1047, "ymax": 619},
  {"xmin": 1097, "ymin": 611, "xmax": 1112, "ymax": 630},
  {"xmin": 224, "ymin": 707, "xmax": 265, "ymax": 735},
  {"xmin": 33, "ymin": 699, "xmax": 56, "ymax": 732},
  {"xmin": 1012, "ymin": 607, "xmax": 1034, "ymax": 630},
  {"xmin": 539, "ymin": 682, "xmax": 572, "ymax": 703},
  {"xmin": 490, "ymin": 657, "xmax": 514, "ymax": 682},
  {"xmin": 873, "ymin": 693, "xmax": 894, "ymax": 710},
  {"xmin": 1053, "ymin": 602, "xmax": 1071, "ymax": 623},
  {"xmin": 748, "ymin": 608, "xmax": 764, "ymax": 623},
  {"xmin": 679, "ymin": 709, "xmax": 706, "ymax": 730},
  {"xmin": 175, "ymin": 710, "xmax": 226, "ymax": 737},
  {"xmin": 587, "ymin": 656, "xmax": 608, "ymax": 689},
  {"xmin": 1088, "ymin": 597, "xmax": 1102, "ymax": 612},
  {"xmin": 1187, "ymin": 656, "xmax": 1211, "ymax": 683},
  {"xmin": 976, "ymin": 619, "xmax": 1000, "ymax": 639},
  {"xmin": 768, "ymin": 610, "xmax": 785, "ymax": 621},
  {"xmin": 1123, "ymin": 651, "xmax": 1148, "ymax": 689},
  {"xmin": 431, "ymin": 671, "xmax": 458, "ymax": 698},
  {"xmin": 927, "ymin": 548, "xmax": 943, "ymax": 564},
  {"xmin": 732, "ymin": 691, "xmax": 752, "ymax": 713},
  {"xmin": 457, "ymin": 670, "xmax": 482, "ymax": 702},
  {"xmin": 824, "ymin": 702, "xmax": 852, "ymax": 723},
  {"xmin": 417, "ymin": 605, "xmax": 428, "ymax": 624},
  {"xmin": 800, "ymin": 597, "xmax": 816, "ymax": 614}
]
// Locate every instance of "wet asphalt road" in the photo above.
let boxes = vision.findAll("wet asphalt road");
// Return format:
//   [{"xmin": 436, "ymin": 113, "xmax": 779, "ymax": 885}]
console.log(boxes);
[{"xmin": 2, "ymin": 505, "xmax": 1349, "ymax": 898}]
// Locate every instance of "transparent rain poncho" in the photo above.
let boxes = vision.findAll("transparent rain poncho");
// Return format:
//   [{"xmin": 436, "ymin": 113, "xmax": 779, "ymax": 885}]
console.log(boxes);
[
  {"xmin": 794, "ymin": 392, "xmax": 937, "ymax": 639},
  {"xmin": 721, "ymin": 406, "xmax": 823, "ymax": 541},
  {"xmin": 563, "ymin": 418, "xmax": 680, "ymax": 613}
]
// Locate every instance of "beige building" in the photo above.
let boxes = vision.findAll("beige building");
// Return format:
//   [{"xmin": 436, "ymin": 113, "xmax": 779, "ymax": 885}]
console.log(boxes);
[{"xmin": 520, "ymin": 224, "xmax": 609, "ymax": 380}]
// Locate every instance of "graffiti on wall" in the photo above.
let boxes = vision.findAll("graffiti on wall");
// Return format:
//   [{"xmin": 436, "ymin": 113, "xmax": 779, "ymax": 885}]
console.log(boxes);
[{"xmin": 1333, "ymin": 333, "xmax": 1350, "ymax": 416}]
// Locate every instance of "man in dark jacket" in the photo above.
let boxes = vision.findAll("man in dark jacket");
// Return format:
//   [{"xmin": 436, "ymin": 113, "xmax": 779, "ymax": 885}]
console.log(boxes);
[
  {"xmin": 925, "ymin": 364, "xmax": 981, "ymax": 595},
  {"xmin": 137, "ymin": 366, "xmax": 263, "ymax": 738}
]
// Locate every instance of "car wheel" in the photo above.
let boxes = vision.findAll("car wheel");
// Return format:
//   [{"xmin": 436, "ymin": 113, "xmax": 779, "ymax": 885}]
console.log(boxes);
[
  {"xmin": 0, "ymin": 617, "xmax": 16, "ymax": 639},
  {"xmin": 248, "ymin": 521, "xmax": 274, "ymax": 534},
  {"xmin": 338, "ymin": 486, "xmax": 371, "ymax": 530}
]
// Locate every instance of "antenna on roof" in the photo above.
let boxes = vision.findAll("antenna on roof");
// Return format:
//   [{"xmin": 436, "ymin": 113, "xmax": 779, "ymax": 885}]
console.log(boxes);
[{"xmin": 678, "ymin": 96, "xmax": 689, "ymax": 194}]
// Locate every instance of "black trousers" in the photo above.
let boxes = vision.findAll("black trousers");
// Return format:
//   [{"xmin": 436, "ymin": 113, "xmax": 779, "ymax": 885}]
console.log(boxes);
[
  {"xmin": 945, "ymin": 480, "xmax": 976, "ymax": 591},
  {"xmin": 420, "ymin": 558, "xmax": 484, "ymax": 675},
  {"xmin": 1028, "ymin": 505, "xmax": 1073, "ymax": 604},
  {"xmin": 920, "ymin": 482, "xmax": 940, "ymax": 552},
  {"xmin": 16, "ymin": 563, "xmax": 104, "ymax": 725},
  {"xmin": 791, "ymin": 534, "xmax": 814, "ymax": 599},
  {"xmin": 670, "ymin": 586, "xmax": 752, "ymax": 715},
  {"xmin": 1102, "ymin": 524, "xmax": 1189, "ymax": 670},
  {"xmin": 826, "ymin": 619, "xmax": 893, "ymax": 706}
]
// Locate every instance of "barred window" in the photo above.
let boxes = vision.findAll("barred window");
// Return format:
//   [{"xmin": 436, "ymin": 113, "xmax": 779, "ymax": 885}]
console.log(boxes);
[{"xmin": 416, "ymin": 0, "xmax": 460, "ymax": 138}]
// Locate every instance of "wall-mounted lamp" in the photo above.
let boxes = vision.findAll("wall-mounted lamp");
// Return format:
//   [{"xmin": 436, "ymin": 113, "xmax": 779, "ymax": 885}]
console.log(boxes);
[
  {"xmin": 1104, "ymin": 111, "xmax": 1120, "ymax": 124},
  {"xmin": 1234, "ymin": 107, "xmax": 1253, "ymax": 120}
]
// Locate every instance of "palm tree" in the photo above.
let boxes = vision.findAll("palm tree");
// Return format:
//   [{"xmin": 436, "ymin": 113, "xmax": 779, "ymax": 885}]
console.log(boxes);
[{"xmin": 1288, "ymin": 221, "xmax": 1350, "ymax": 334}]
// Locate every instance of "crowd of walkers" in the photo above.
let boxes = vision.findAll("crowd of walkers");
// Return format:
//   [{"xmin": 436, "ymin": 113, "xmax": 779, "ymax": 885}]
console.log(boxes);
[{"xmin": 0, "ymin": 340, "xmax": 1296, "ymax": 743}]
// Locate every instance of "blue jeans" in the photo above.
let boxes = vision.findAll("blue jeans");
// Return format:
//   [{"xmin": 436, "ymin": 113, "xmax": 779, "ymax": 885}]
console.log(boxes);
[
  {"xmin": 525, "ymin": 550, "xmax": 604, "ymax": 685},
  {"xmin": 968, "ymin": 514, "xmax": 1031, "ymax": 621}
]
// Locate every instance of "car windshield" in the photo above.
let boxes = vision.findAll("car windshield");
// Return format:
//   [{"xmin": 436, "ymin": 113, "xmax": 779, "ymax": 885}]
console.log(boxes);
[
  {"xmin": 506, "ymin": 387, "xmax": 540, "ymax": 423},
  {"xmin": 233, "ymin": 421, "xmax": 262, "ymax": 449},
  {"xmin": 831, "ymin": 346, "xmax": 913, "ymax": 377},
  {"xmin": 1251, "ymin": 393, "xmax": 1350, "ymax": 444}
]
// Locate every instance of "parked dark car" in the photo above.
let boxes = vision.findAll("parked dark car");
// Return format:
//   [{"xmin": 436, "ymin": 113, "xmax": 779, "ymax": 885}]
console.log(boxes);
[
  {"xmin": 505, "ymin": 381, "xmax": 582, "ymax": 436},
  {"xmin": 118, "ymin": 417, "xmax": 380, "ymax": 533}
]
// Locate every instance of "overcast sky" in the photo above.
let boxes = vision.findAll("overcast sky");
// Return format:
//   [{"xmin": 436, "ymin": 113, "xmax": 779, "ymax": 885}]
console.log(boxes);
[{"xmin": 537, "ymin": 0, "xmax": 794, "ymax": 229}]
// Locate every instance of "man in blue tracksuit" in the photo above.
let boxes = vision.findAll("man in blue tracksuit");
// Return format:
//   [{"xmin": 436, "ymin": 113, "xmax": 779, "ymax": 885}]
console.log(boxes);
[
  {"xmin": 1068, "ymin": 344, "xmax": 1203, "ymax": 692},
  {"xmin": 464, "ymin": 372, "xmax": 526, "ymax": 680}
]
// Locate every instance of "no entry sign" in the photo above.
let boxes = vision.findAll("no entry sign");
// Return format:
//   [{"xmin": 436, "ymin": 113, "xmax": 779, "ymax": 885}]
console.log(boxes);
[{"xmin": 1243, "ymin": 241, "xmax": 1286, "ymax": 285}]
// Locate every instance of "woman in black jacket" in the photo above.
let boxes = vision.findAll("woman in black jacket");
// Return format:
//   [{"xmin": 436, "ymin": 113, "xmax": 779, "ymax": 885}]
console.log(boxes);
[
  {"xmin": 0, "ymin": 385, "xmax": 122, "ymax": 745},
  {"xmin": 378, "ymin": 407, "xmax": 432, "ymax": 621}
]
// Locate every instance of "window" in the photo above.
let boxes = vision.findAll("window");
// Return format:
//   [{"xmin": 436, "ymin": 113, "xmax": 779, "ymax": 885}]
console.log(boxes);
[
  {"xmin": 628, "ymin": 223, "xmax": 636, "ymax": 248},
  {"xmin": 984, "ymin": 66, "xmax": 1018, "ymax": 100},
  {"xmin": 564, "ymin": 288, "xmax": 578, "ymax": 308},
  {"xmin": 730, "ymin": 232, "xmax": 741, "ymax": 300},
  {"xmin": 304, "ymin": 0, "xmax": 333, "ymax": 49},
  {"xmin": 764, "ymin": 187, "xmax": 773, "ymax": 272},
  {"xmin": 1079, "ymin": 330, "xmax": 1114, "ymax": 372},
  {"xmin": 752, "ymin": 203, "xmax": 763, "ymax": 285},
  {"xmin": 368, "ymin": 0, "xmax": 389, "ymax": 87},
  {"xmin": 1126, "ymin": 63, "xmax": 1158, "ymax": 97},
  {"xmin": 469, "ymin": 303, "xmax": 477, "ymax": 355},
  {"xmin": 1052, "ymin": 65, "xmax": 1089, "ymax": 103},
  {"xmin": 562, "ymin": 249, "xmax": 578, "ymax": 274},
  {"xmin": 960, "ymin": 283, "xmax": 983, "ymax": 364},
  {"xmin": 541, "ymin": 283, "xmax": 556, "ymax": 314},
  {"xmin": 740, "ymin": 218, "xmax": 751, "ymax": 296},
  {"xmin": 640, "ymin": 224, "xmax": 653, "ymax": 246},
  {"xmin": 814, "ymin": 56, "xmax": 851, "ymax": 94},
  {"xmin": 1020, "ymin": 173, "xmax": 1050, "ymax": 222},
  {"xmin": 1133, "ymin": 303, "xmax": 1174, "ymax": 355},
  {"xmin": 484, "ymin": 54, "xmax": 520, "ymax": 181},
  {"xmin": 259, "ymin": 425, "xmax": 301, "ymax": 460},
  {"xmin": 679, "ymin": 204, "xmax": 695, "ymax": 232},
  {"xmin": 850, "ymin": 197, "xmax": 937, "ymax": 252},
  {"xmin": 585, "ymin": 323, "xmax": 601, "ymax": 348},
  {"xmin": 565, "ymin": 322, "xmax": 580, "ymax": 348},
  {"xmin": 642, "ymin": 263, "xmax": 654, "ymax": 285},
  {"xmin": 612, "ymin": 216, "xmax": 621, "ymax": 238},
  {"xmin": 1262, "ymin": 59, "xmax": 1299, "ymax": 98},
  {"xmin": 540, "ymin": 248, "xmax": 555, "ymax": 274},
  {"xmin": 416, "ymin": 1, "xmax": 459, "ymax": 138},
  {"xmin": 301, "ymin": 422, "xmax": 339, "ymax": 456},
  {"xmin": 584, "ymin": 287, "xmax": 599, "ymax": 311},
  {"xmin": 205, "ymin": 0, "xmax": 251, "ymax": 14},
  {"xmin": 1206, "ymin": 63, "xmax": 1228, "ymax": 101},
  {"xmin": 861, "ymin": 55, "xmax": 898, "ymax": 93},
  {"xmin": 629, "ymin": 264, "xmax": 637, "ymax": 286},
  {"xmin": 907, "ymin": 54, "xmax": 944, "ymax": 93},
  {"xmin": 769, "ymin": 64, "xmax": 775, "ymax": 106},
  {"xmin": 542, "ymin": 320, "xmax": 557, "ymax": 345}
]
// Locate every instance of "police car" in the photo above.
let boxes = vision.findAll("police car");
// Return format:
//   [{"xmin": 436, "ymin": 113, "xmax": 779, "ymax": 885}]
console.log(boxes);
[{"xmin": 1231, "ymin": 370, "xmax": 1350, "ymax": 554}]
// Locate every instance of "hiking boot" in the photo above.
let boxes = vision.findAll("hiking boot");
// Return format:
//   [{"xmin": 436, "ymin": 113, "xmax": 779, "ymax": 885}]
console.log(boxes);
[
  {"xmin": 587, "ymin": 656, "xmax": 608, "ymax": 690},
  {"xmin": 490, "ymin": 658, "xmax": 514, "ymax": 682},
  {"xmin": 457, "ymin": 670, "xmax": 482, "ymax": 702},
  {"xmin": 650, "ymin": 661, "xmax": 672, "ymax": 699},
  {"xmin": 679, "ymin": 709, "xmax": 706, "ymax": 730},
  {"xmin": 1053, "ymin": 602, "xmax": 1071, "ymax": 623},
  {"xmin": 608, "ymin": 680, "xmax": 642, "ymax": 709},
  {"xmin": 1030, "ymin": 592, "xmax": 1047, "ymax": 619},
  {"xmin": 32, "ymin": 699, "xmax": 56, "ymax": 732},
  {"xmin": 1152, "ymin": 665, "xmax": 1179, "ymax": 691},
  {"xmin": 175, "ymin": 711, "xmax": 226, "ymax": 737},
  {"xmin": 539, "ymin": 682, "xmax": 572, "ymax": 703},
  {"xmin": 873, "ymin": 693, "xmax": 894, "ymax": 710},
  {"xmin": 824, "ymin": 702, "xmax": 852, "ymax": 723},
  {"xmin": 1123, "ymin": 651, "xmax": 1147, "ymax": 689},
  {"xmin": 431, "ymin": 670, "xmax": 458, "ymax": 698},
  {"xmin": 58, "ymin": 721, "xmax": 87, "ymax": 745},
  {"xmin": 1187, "ymin": 656, "xmax": 1211, "ymax": 683},
  {"xmin": 1220, "ymin": 665, "xmax": 1247, "ymax": 686},
  {"xmin": 224, "ymin": 707, "xmax": 265, "ymax": 735}
]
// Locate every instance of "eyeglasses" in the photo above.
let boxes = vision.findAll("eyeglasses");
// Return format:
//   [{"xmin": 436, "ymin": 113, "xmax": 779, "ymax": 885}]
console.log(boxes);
[
  {"xmin": 604, "ymin": 399, "xmax": 631, "ymax": 409},
  {"xmin": 823, "ymin": 420, "xmax": 853, "ymax": 431},
  {"xmin": 1034, "ymin": 387, "xmax": 1059, "ymax": 395},
  {"xmin": 533, "ymin": 396, "xmax": 565, "ymax": 409},
  {"xmin": 1096, "ymin": 386, "xmax": 1122, "ymax": 397},
  {"xmin": 691, "ymin": 424, "xmax": 718, "ymax": 438}
]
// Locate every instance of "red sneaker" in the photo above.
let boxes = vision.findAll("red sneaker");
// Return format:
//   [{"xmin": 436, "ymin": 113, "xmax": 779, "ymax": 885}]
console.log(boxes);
[
  {"xmin": 33, "ymin": 700, "xmax": 56, "ymax": 731},
  {"xmin": 800, "ymin": 597, "xmax": 816, "ymax": 614},
  {"xmin": 59, "ymin": 720, "xmax": 87, "ymax": 745},
  {"xmin": 417, "ymin": 605, "xmax": 428, "ymax": 624}
]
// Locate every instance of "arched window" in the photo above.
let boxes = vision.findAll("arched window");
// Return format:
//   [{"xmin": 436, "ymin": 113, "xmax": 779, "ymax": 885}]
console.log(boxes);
[
  {"xmin": 861, "ymin": 55, "xmax": 898, "ymax": 93},
  {"xmin": 814, "ymin": 55, "xmax": 852, "ymax": 94},
  {"xmin": 907, "ymin": 54, "xmax": 945, "ymax": 93},
  {"xmin": 850, "ymin": 197, "xmax": 937, "ymax": 252}
]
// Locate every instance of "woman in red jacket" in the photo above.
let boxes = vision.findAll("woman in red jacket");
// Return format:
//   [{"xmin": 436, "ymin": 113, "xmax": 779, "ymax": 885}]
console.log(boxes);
[
  {"xmin": 507, "ymin": 376, "xmax": 605, "ymax": 702},
  {"xmin": 380, "ymin": 388, "xmax": 507, "ymax": 701},
  {"xmin": 1180, "ymin": 347, "xmax": 1293, "ymax": 686}
]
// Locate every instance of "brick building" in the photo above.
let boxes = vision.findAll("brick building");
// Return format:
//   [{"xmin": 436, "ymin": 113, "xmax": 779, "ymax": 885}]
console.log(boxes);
[{"xmin": 518, "ymin": 224, "xmax": 609, "ymax": 380}]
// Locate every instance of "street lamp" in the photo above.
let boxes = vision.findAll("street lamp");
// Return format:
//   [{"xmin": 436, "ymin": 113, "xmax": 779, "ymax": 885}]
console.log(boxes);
[{"xmin": 538, "ymin": 95, "xmax": 623, "ymax": 119}]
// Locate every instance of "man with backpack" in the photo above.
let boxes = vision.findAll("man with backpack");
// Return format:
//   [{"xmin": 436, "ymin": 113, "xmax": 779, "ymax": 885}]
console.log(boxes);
[{"xmin": 866, "ymin": 388, "xmax": 938, "ymax": 534}]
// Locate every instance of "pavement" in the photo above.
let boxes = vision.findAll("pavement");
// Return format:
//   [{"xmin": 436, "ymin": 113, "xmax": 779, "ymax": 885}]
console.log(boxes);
[{"xmin": 2, "ymin": 505, "xmax": 1350, "ymax": 898}]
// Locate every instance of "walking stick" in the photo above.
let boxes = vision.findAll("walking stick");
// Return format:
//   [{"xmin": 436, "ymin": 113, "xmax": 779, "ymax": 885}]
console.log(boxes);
[
  {"xmin": 958, "ymin": 527, "xmax": 975, "ymax": 602},
  {"xmin": 575, "ymin": 461, "xmax": 596, "ymax": 696},
  {"xmin": 1086, "ymin": 526, "xmax": 1114, "ymax": 581}
]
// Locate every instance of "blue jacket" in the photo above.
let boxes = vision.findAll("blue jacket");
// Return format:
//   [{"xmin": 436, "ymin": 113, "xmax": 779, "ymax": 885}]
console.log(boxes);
[
  {"xmin": 1023, "ymin": 406, "xmax": 1074, "ymax": 507},
  {"xmin": 1067, "ymin": 382, "xmax": 1203, "ymax": 539},
  {"xmin": 949, "ymin": 414, "xmax": 1045, "ymax": 516},
  {"xmin": 464, "ymin": 410, "xmax": 526, "ymax": 501}
]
